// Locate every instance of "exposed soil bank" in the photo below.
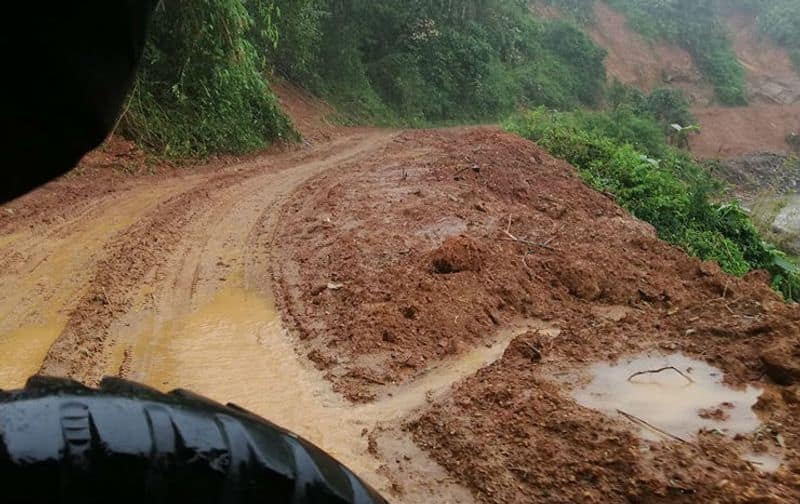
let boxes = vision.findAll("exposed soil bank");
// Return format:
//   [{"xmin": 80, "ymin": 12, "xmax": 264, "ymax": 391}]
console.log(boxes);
[
  {"xmin": 541, "ymin": 1, "xmax": 800, "ymax": 159},
  {"xmin": 3, "ymin": 120, "xmax": 800, "ymax": 502},
  {"xmin": 272, "ymin": 127, "xmax": 800, "ymax": 501}
]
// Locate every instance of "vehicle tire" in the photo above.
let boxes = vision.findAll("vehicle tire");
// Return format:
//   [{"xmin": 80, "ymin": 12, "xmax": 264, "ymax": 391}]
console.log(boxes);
[{"xmin": 0, "ymin": 376, "xmax": 388, "ymax": 504}]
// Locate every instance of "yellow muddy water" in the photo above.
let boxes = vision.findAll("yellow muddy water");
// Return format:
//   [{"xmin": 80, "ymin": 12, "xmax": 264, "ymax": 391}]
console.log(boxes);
[
  {"xmin": 0, "ymin": 320, "xmax": 65, "ymax": 389},
  {"xmin": 0, "ymin": 182, "xmax": 184, "ymax": 389},
  {"xmin": 124, "ymin": 281, "xmax": 530, "ymax": 496},
  {"xmin": 573, "ymin": 353, "xmax": 763, "ymax": 442}
]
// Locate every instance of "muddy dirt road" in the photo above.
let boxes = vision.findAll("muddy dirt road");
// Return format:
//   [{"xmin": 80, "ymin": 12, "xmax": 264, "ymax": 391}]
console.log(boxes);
[
  {"xmin": 1, "ymin": 130, "xmax": 456, "ymax": 498},
  {"xmin": 2, "ymin": 124, "xmax": 800, "ymax": 502}
]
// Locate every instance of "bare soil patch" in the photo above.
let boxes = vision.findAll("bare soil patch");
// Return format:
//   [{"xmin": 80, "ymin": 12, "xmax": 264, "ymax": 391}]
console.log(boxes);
[{"xmin": 271, "ymin": 127, "xmax": 800, "ymax": 500}]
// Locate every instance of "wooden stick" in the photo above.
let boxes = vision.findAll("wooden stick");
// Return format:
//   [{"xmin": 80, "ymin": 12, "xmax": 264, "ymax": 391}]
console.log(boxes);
[
  {"xmin": 616, "ymin": 409, "xmax": 689, "ymax": 444},
  {"xmin": 503, "ymin": 234, "xmax": 558, "ymax": 252},
  {"xmin": 627, "ymin": 366, "xmax": 695, "ymax": 384}
]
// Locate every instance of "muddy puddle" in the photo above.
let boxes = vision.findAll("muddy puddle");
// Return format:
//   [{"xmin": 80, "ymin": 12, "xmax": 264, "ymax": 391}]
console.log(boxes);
[
  {"xmin": 0, "ymin": 186, "xmax": 183, "ymax": 389},
  {"xmin": 0, "ymin": 320, "xmax": 65, "ymax": 389},
  {"xmin": 125, "ymin": 282, "xmax": 531, "ymax": 498},
  {"xmin": 743, "ymin": 452, "xmax": 783, "ymax": 473},
  {"xmin": 573, "ymin": 353, "xmax": 763, "ymax": 442}
]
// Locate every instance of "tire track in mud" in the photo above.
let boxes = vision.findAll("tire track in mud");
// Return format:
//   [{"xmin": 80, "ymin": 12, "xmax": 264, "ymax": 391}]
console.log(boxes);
[
  {"xmin": 63, "ymin": 129, "xmax": 483, "ymax": 502},
  {"xmin": 116, "ymin": 131, "xmax": 398, "ymax": 383},
  {"xmin": 37, "ymin": 169, "xmax": 245, "ymax": 382},
  {"xmin": 36, "ymin": 131, "xmax": 397, "ymax": 385}
]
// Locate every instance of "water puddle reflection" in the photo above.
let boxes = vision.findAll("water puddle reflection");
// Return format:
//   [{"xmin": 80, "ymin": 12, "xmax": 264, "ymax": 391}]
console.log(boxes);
[
  {"xmin": 743, "ymin": 452, "xmax": 783, "ymax": 473},
  {"xmin": 573, "ymin": 353, "xmax": 763, "ymax": 442},
  {"xmin": 131, "ymin": 284, "xmax": 532, "ymax": 498}
]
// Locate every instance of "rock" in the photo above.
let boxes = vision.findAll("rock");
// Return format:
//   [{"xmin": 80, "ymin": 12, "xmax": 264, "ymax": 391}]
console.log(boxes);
[
  {"xmin": 771, "ymin": 196, "xmax": 800, "ymax": 255},
  {"xmin": 761, "ymin": 340, "xmax": 800, "ymax": 386},
  {"xmin": 559, "ymin": 261, "xmax": 601, "ymax": 301},
  {"xmin": 714, "ymin": 154, "xmax": 800, "ymax": 195},
  {"xmin": 429, "ymin": 235, "xmax": 483, "ymax": 274}
]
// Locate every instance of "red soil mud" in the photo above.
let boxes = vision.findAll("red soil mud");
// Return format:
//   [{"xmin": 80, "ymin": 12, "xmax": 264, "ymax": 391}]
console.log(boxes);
[{"xmin": 272, "ymin": 127, "xmax": 800, "ymax": 501}]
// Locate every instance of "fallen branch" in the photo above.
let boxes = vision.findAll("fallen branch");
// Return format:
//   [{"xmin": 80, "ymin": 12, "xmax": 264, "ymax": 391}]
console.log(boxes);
[
  {"xmin": 617, "ymin": 409, "xmax": 689, "ymax": 444},
  {"xmin": 504, "ymin": 214, "xmax": 559, "ymax": 251},
  {"xmin": 627, "ymin": 366, "xmax": 694, "ymax": 384},
  {"xmin": 453, "ymin": 164, "xmax": 480, "ymax": 178},
  {"xmin": 522, "ymin": 342, "xmax": 542, "ymax": 361},
  {"xmin": 503, "ymin": 233, "xmax": 558, "ymax": 252}
]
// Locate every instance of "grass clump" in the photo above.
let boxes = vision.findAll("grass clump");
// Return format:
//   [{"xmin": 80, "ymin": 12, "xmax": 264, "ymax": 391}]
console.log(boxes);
[
  {"xmin": 506, "ymin": 99, "xmax": 800, "ymax": 301},
  {"xmin": 121, "ymin": 0, "xmax": 294, "ymax": 158},
  {"xmin": 268, "ymin": 0, "xmax": 607, "ymax": 125}
]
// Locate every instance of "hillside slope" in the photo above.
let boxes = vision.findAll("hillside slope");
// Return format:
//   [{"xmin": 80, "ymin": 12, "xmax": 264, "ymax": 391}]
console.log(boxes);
[
  {"xmin": 3, "ymin": 92, "xmax": 799, "ymax": 500},
  {"xmin": 542, "ymin": 0, "xmax": 800, "ymax": 158}
]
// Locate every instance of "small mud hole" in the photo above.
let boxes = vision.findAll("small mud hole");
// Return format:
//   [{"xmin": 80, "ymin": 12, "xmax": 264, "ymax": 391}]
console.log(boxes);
[{"xmin": 573, "ymin": 353, "xmax": 763, "ymax": 442}]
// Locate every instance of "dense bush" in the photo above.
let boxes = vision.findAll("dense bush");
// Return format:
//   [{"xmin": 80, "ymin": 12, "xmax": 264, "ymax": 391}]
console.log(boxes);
[
  {"xmin": 604, "ymin": 0, "xmax": 747, "ymax": 105},
  {"xmin": 268, "ymin": 0, "xmax": 607, "ymax": 125},
  {"xmin": 121, "ymin": 0, "xmax": 294, "ymax": 158},
  {"xmin": 755, "ymin": 0, "xmax": 800, "ymax": 71},
  {"xmin": 506, "ymin": 107, "xmax": 800, "ymax": 300},
  {"xmin": 541, "ymin": 0, "xmax": 597, "ymax": 24},
  {"xmin": 120, "ymin": 0, "xmax": 609, "ymax": 154}
]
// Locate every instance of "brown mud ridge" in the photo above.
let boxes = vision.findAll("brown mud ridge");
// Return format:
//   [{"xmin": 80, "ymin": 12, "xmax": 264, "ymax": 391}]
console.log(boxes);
[
  {"xmin": 273, "ymin": 128, "xmax": 800, "ymax": 501},
  {"xmin": 2, "ymin": 123, "xmax": 800, "ymax": 502}
]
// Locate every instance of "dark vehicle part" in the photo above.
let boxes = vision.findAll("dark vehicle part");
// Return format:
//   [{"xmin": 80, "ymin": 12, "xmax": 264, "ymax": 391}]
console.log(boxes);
[
  {"xmin": 0, "ymin": 376, "xmax": 388, "ymax": 504},
  {"xmin": 1, "ymin": 1, "xmax": 158, "ymax": 203}
]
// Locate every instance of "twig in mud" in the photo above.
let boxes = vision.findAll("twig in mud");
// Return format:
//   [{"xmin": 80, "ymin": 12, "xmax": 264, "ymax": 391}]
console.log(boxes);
[
  {"xmin": 504, "ymin": 214, "xmax": 559, "ymax": 251},
  {"xmin": 542, "ymin": 223, "xmax": 567, "ymax": 247},
  {"xmin": 453, "ymin": 166, "xmax": 471, "ymax": 178},
  {"xmin": 617, "ymin": 409, "xmax": 689, "ymax": 444},
  {"xmin": 627, "ymin": 366, "xmax": 695, "ymax": 384},
  {"xmin": 503, "ymin": 234, "xmax": 558, "ymax": 252},
  {"xmin": 522, "ymin": 250, "xmax": 533, "ymax": 269},
  {"xmin": 522, "ymin": 342, "xmax": 542, "ymax": 361},
  {"xmin": 453, "ymin": 164, "xmax": 481, "ymax": 179},
  {"xmin": 723, "ymin": 297, "xmax": 742, "ymax": 311},
  {"xmin": 362, "ymin": 376, "xmax": 387, "ymax": 386}
]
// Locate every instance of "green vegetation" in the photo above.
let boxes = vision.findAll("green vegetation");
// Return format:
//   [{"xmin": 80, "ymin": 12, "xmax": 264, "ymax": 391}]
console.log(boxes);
[
  {"xmin": 121, "ymin": 0, "xmax": 294, "ymax": 158},
  {"xmin": 722, "ymin": 0, "xmax": 800, "ymax": 71},
  {"xmin": 122, "ymin": 0, "xmax": 608, "ymax": 154},
  {"xmin": 604, "ymin": 0, "xmax": 747, "ymax": 105},
  {"xmin": 506, "ymin": 93, "xmax": 800, "ymax": 301},
  {"xmin": 541, "ymin": 0, "xmax": 597, "ymax": 24},
  {"xmin": 756, "ymin": 0, "xmax": 800, "ymax": 71},
  {"xmin": 268, "ymin": 0, "xmax": 607, "ymax": 125}
]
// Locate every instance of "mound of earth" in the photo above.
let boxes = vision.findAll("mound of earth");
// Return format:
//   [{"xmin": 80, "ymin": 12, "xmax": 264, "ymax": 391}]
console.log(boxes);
[{"xmin": 271, "ymin": 127, "xmax": 800, "ymax": 501}]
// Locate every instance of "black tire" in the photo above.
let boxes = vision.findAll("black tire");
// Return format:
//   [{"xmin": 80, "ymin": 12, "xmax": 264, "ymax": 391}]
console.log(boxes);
[{"xmin": 0, "ymin": 376, "xmax": 388, "ymax": 504}]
